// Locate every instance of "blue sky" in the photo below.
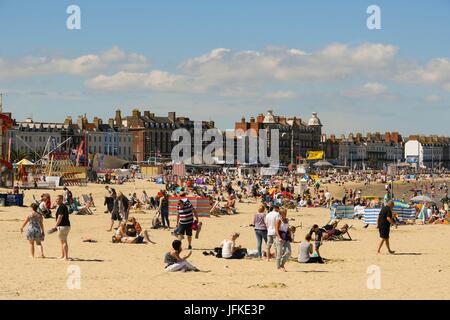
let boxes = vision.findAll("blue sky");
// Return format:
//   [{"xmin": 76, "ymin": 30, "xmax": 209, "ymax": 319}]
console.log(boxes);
[{"xmin": 0, "ymin": 0, "xmax": 449, "ymax": 135}]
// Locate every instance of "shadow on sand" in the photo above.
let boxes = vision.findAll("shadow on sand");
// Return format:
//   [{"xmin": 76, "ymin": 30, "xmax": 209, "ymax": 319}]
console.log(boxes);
[{"xmin": 392, "ymin": 252, "xmax": 422, "ymax": 256}]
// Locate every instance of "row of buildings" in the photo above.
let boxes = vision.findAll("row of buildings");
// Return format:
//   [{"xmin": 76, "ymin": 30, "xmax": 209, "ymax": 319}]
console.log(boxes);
[
  {"xmin": 6, "ymin": 109, "xmax": 215, "ymax": 163},
  {"xmin": 322, "ymin": 132, "xmax": 450, "ymax": 170},
  {"xmin": 2, "ymin": 105, "xmax": 449, "ymax": 169}
]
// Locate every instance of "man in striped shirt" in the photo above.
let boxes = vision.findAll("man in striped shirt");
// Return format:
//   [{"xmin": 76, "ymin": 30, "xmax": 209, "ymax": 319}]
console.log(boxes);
[{"xmin": 176, "ymin": 198, "xmax": 199, "ymax": 250}]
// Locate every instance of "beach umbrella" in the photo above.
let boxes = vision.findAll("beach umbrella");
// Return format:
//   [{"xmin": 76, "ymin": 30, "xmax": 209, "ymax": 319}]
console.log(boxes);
[
  {"xmin": 410, "ymin": 195, "xmax": 434, "ymax": 203},
  {"xmin": 16, "ymin": 159, "xmax": 35, "ymax": 166}
]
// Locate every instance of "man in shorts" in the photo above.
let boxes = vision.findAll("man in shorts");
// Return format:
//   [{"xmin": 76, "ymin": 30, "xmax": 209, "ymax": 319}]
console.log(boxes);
[
  {"xmin": 377, "ymin": 200, "xmax": 396, "ymax": 254},
  {"xmin": 176, "ymin": 198, "xmax": 199, "ymax": 250},
  {"xmin": 264, "ymin": 205, "xmax": 280, "ymax": 261}
]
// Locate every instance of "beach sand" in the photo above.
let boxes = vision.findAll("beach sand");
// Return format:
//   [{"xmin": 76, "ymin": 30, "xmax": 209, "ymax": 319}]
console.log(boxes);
[{"xmin": 1, "ymin": 179, "xmax": 449, "ymax": 300}]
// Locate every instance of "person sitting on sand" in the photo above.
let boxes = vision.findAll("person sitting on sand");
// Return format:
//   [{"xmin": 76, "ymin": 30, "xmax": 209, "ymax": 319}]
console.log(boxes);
[
  {"xmin": 164, "ymin": 240, "xmax": 199, "ymax": 272},
  {"xmin": 322, "ymin": 222, "xmax": 352, "ymax": 241},
  {"xmin": 209, "ymin": 198, "xmax": 222, "ymax": 217},
  {"xmin": 130, "ymin": 192, "xmax": 142, "ymax": 210},
  {"xmin": 224, "ymin": 194, "xmax": 237, "ymax": 214},
  {"xmin": 221, "ymin": 232, "xmax": 247, "ymax": 259},
  {"xmin": 112, "ymin": 220, "xmax": 156, "ymax": 244},
  {"xmin": 140, "ymin": 190, "xmax": 151, "ymax": 209},
  {"xmin": 126, "ymin": 217, "xmax": 156, "ymax": 244},
  {"xmin": 38, "ymin": 194, "xmax": 52, "ymax": 219},
  {"xmin": 298, "ymin": 233, "xmax": 324, "ymax": 264},
  {"xmin": 309, "ymin": 224, "xmax": 325, "ymax": 258},
  {"xmin": 20, "ymin": 203, "xmax": 45, "ymax": 259}
]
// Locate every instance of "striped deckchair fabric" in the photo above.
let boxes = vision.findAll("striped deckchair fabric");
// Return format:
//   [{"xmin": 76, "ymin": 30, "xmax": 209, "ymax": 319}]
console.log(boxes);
[
  {"xmin": 363, "ymin": 208, "xmax": 381, "ymax": 225},
  {"xmin": 172, "ymin": 164, "xmax": 186, "ymax": 177},
  {"xmin": 330, "ymin": 205, "xmax": 355, "ymax": 219},
  {"xmin": 393, "ymin": 200, "xmax": 416, "ymax": 221},
  {"xmin": 169, "ymin": 196, "xmax": 211, "ymax": 217}
]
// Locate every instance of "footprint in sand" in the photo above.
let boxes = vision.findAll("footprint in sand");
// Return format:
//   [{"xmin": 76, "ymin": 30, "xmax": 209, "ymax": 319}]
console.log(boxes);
[{"xmin": 248, "ymin": 282, "xmax": 287, "ymax": 289}]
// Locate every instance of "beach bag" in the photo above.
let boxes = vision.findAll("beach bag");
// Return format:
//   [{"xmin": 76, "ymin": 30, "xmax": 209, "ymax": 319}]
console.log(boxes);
[{"xmin": 214, "ymin": 247, "xmax": 222, "ymax": 258}]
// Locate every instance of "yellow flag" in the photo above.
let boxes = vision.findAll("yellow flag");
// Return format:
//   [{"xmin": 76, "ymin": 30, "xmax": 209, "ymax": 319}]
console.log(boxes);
[{"xmin": 306, "ymin": 151, "xmax": 324, "ymax": 160}]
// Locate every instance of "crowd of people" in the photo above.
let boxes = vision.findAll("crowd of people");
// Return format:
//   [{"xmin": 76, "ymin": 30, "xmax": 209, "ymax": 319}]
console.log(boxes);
[{"xmin": 17, "ymin": 169, "xmax": 450, "ymax": 273}]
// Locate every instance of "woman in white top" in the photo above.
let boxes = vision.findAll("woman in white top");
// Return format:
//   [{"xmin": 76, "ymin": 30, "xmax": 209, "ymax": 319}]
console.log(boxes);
[
  {"xmin": 298, "ymin": 234, "xmax": 324, "ymax": 264},
  {"xmin": 275, "ymin": 209, "xmax": 292, "ymax": 272},
  {"xmin": 221, "ymin": 232, "xmax": 246, "ymax": 259}
]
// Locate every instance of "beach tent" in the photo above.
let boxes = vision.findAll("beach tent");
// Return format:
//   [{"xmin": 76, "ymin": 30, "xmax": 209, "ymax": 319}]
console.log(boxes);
[
  {"xmin": 313, "ymin": 160, "xmax": 333, "ymax": 168},
  {"xmin": 168, "ymin": 196, "xmax": 211, "ymax": 217},
  {"xmin": 411, "ymin": 195, "xmax": 434, "ymax": 203}
]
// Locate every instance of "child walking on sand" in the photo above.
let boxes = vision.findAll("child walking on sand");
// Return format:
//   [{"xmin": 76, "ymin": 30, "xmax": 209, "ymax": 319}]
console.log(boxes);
[{"xmin": 20, "ymin": 203, "xmax": 45, "ymax": 258}]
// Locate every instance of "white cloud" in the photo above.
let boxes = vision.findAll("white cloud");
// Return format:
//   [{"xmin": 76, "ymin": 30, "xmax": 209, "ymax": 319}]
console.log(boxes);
[
  {"xmin": 342, "ymin": 82, "xmax": 389, "ymax": 97},
  {"xmin": 443, "ymin": 83, "xmax": 450, "ymax": 92},
  {"xmin": 425, "ymin": 95, "xmax": 442, "ymax": 102},
  {"xmin": 395, "ymin": 58, "xmax": 450, "ymax": 90},
  {"xmin": 85, "ymin": 71, "xmax": 186, "ymax": 92},
  {"xmin": 0, "ymin": 46, "xmax": 149, "ymax": 79},
  {"xmin": 178, "ymin": 43, "xmax": 399, "ymax": 85},
  {"xmin": 3, "ymin": 42, "xmax": 450, "ymax": 102},
  {"xmin": 264, "ymin": 91, "xmax": 297, "ymax": 99}
]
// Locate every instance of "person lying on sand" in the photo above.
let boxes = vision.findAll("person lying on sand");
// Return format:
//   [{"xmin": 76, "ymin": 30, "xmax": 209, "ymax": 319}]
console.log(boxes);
[
  {"xmin": 164, "ymin": 240, "xmax": 199, "ymax": 272},
  {"xmin": 321, "ymin": 223, "xmax": 352, "ymax": 241}
]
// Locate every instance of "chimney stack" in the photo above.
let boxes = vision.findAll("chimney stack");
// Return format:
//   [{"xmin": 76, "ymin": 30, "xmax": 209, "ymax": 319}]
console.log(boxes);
[
  {"xmin": 64, "ymin": 116, "xmax": 73, "ymax": 126},
  {"xmin": 168, "ymin": 112, "xmax": 176, "ymax": 123},
  {"xmin": 132, "ymin": 109, "xmax": 141, "ymax": 118},
  {"xmin": 93, "ymin": 117, "xmax": 101, "ymax": 129},
  {"xmin": 115, "ymin": 110, "xmax": 122, "ymax": 127}
]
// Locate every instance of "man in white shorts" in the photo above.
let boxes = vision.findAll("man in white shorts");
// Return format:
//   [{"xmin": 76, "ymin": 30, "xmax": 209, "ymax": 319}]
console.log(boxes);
[{"xmin": 265, "ymin": 205, "xmax": 280, "ymax": 261}]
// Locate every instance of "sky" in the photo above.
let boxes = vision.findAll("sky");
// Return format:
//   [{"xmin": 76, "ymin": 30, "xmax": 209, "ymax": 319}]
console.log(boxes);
[{"xmin": 0, "ymin": 0, "xmax": 449, "ymax": 136}]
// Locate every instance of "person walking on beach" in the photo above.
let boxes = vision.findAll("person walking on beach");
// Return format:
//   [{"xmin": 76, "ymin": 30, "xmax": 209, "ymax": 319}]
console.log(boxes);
[
  {"xmin": 275, "ymin": 209, "xmax": 292, "ymax": 272},
  {"xmin": 104, "ymin": 186, "xmax": 114, "ymax": 214},
  {"xmin": 20, "ymin": 203, "xmax": 45, "ymax": 258},
  {"xmin": 54, "ymin": 195, "xmax": 71, "ymax": 261},
  {"xmin": 176, "ymin": 198, "xmax": 199, "ymax": 250},
  {"xmin": 253, "ymin": 205, "xmax": 268, "ymax": 259},
  {"xmin": 118, "ymin": 192, "xmax": 129, "ymax": 222},
  {"xmin": 377, "ymin": 200, "xmax": 396, "ymax": 254},
  {"xmin": 158, "ymin": 191, "xmax": 170, "ymax": 229},
  {"xmin": 265, "ymin": 205, "xmax": 280, "ymax": 261},
  {"xmin": 107, "ymin": 189, "xmax": 120, "ymax": 232}
]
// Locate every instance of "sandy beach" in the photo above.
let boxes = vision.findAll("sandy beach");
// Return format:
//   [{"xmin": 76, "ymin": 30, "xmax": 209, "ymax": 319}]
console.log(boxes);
[{"xmin": 1, "ymin": 179, "xmax": 450, "ymax": 300}]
